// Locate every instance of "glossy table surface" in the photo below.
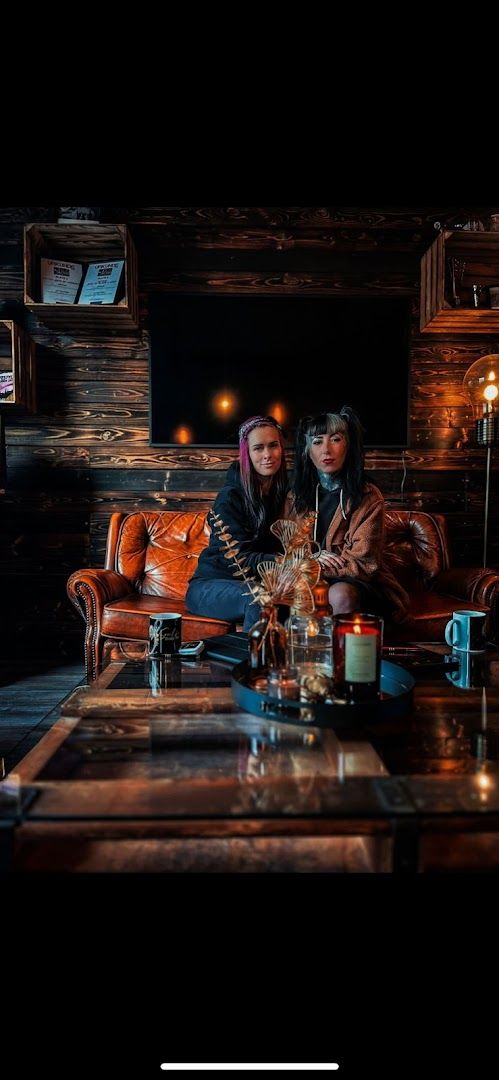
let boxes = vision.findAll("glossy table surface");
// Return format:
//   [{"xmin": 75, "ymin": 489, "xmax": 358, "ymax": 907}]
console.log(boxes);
[{"xmin": 5, "ymin": 642, "xmax": 499, "ymax": 871}]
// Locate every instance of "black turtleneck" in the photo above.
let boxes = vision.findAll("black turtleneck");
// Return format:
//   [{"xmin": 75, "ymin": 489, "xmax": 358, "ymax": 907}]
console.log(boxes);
[{"xmin": 316, "ymin": 474, "xmax": 343, "ymax": 546}]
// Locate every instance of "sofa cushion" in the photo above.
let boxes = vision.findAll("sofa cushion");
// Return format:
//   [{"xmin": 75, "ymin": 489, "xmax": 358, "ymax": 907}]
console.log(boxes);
[
  {"xmin": 114, "ymin": 511, "xmax": 210, "ymax": 599},
  {"xmin": 385, "ymin": 588, "xmax": 490, "ymax": 643},
  {"xmin": 101, "ymin": 594, "xmax": 231, "ymax": 641}
]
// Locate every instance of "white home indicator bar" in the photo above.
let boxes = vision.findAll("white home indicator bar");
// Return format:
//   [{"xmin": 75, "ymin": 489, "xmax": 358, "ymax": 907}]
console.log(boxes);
[{"xmin": 161, "ymin": 1067, "xmax": 339, "ymax": 1072}]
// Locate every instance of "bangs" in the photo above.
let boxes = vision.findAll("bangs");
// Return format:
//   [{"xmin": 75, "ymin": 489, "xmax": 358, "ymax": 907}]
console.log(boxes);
[{"xmin": 304, "ymin": 413, "xmax": 349, "ymax": 438}]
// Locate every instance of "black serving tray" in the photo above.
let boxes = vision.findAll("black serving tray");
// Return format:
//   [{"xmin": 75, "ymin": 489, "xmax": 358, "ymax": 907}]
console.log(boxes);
[{"xmin": 231, "ymin": 659, "xmax": 415, "ymax": 730}]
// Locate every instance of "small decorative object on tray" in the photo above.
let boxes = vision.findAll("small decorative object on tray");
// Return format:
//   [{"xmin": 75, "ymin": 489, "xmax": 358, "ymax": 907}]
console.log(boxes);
[{"xmin": 267, "ymin": 665, "xmax": 300, "ymax": 701}]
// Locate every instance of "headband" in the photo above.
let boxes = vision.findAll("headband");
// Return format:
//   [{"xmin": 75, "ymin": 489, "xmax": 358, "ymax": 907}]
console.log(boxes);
[{"xmin": 238, "ymin": 415, "xmax": 282, "ymax": 442}]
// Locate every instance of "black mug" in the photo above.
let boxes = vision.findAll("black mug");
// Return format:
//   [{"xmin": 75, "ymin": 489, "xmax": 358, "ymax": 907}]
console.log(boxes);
[{"xmin": 149, "ymin": 612, "xmax": 182, "ymax": 657}]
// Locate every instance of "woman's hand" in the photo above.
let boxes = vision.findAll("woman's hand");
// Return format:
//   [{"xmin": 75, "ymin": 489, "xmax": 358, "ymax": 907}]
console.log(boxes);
[{"xmin": 318, "ymin": 551, "xmax": 343, "ymax": 576}]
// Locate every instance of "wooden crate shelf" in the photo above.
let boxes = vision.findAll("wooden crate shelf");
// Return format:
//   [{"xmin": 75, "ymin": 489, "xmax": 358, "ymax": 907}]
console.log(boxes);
[
  {"xmin": 420, "ymin": 230, "xmax": 499, "ymax": 333},
  {"xmin": 24, "ymin": 223, "xmax": 139, "ymax": 332},
  {"xmin": 0, "ymin": 320, "xmax": 36, "ymax": 412}
]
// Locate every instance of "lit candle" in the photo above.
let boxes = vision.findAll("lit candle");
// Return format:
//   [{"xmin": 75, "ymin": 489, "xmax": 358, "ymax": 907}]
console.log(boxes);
[{"xmin": 332, "ymin": 613, "xmax": 383, "ymax": 703}]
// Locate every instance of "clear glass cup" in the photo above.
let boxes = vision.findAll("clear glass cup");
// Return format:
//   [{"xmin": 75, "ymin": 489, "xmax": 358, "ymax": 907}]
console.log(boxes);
[{"xmin": 267, "ymin": 665, "xmax": 300, "ymax": 701}]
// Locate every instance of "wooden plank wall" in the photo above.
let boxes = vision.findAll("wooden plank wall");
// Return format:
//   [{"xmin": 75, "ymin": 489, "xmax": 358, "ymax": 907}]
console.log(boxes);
[{"xmin": 0, "ymin": 206, "xmax": 498, "ymax": 666}]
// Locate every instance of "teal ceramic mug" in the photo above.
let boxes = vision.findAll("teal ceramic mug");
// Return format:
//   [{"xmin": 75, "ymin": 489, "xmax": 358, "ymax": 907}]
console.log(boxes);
[{"xmin": 444, "ymin": 610, "xmax": 486, "ymax": 653}]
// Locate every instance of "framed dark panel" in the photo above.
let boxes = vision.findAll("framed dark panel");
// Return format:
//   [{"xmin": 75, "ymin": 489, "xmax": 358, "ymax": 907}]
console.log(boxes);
[{"xmin": 149, "ymin": 295, "xmax": 411, "ymax": 447}]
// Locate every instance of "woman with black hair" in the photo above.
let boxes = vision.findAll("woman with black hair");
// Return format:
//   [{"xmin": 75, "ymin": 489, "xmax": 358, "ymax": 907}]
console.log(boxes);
[
  {"xmin": 289, "ymin": 407, "xmax": 408, "ymax": 620},
  {"xmin": 186, "ymin": 415, "xmax": 289, "ymax": 631}
]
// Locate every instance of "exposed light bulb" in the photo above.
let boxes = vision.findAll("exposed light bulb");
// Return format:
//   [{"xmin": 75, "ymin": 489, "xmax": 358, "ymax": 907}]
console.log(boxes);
[{"xmin": 463, "ymin": 354, "xmax": 499, "ymax": 419}]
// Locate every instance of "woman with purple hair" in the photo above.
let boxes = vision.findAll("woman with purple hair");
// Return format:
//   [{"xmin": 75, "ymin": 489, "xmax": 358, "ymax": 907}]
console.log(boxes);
[{"xmin": 186, "ymin": 416, "xmax": 288, "ymax": 631}]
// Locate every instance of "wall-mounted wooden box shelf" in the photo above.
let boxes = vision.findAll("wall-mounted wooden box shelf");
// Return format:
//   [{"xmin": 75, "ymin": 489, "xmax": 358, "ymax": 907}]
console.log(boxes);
[
  {"xmin": 420, "ymin": 230, "xmax": 499, "ymax": 333},
  {"xmin": 0, "ymin": 320, "xmax": 36, "ymax": 412},
  {"xmin": 24, "ymin": 224, "xmax": 139, "ymax": 332}
]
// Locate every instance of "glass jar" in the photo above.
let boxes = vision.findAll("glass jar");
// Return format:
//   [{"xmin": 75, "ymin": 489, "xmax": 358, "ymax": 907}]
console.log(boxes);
[
  {"xmin": 248, "ymin": 604, "xmax": 288, "ymax": 672},
  {"xmin": 267, "ymin": 665, "xmax": 300, "ymax": 701},
  {"xmin": 332, "ymin": 612, "xmax": 383, "ymax": 703},
  {"xmin": 286, "ymin": 611, "xmax": 333, "ymax": 676}
]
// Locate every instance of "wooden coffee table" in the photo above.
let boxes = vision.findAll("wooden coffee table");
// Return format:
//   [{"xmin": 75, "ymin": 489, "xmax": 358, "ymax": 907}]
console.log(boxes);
[{"xmin": 6, "ymin": 642, "xmax": 499, "ymax": 873}]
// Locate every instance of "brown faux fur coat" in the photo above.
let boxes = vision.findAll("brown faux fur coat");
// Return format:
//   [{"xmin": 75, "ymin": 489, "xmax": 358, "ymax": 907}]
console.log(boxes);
[{"xmin": 285, "ymin": 482, "xmax": 409, "ymax": 621}]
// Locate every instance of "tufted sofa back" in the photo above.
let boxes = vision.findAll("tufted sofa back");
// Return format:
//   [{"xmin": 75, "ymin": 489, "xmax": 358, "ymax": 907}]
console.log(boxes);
[
  {"xmin": 104, "ymin": 508, "xmax": 452, "ymax": 601},
  {"xmin": 384, "ymin": 510, "xmax": 450, "ymax": 588},
  {"xmin": 106, "ymin": 511, "xmax": 211, "ymax": 600}
]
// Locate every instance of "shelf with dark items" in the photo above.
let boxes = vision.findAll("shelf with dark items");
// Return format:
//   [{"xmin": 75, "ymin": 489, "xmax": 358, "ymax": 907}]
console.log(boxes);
[
  {"xmin": 24, "ymin": 223, "xmax": 139, "ymax": 332},
  {"xmin": 420, "ymin": 230, "xmax": 499, "ymax": 333},
  {"xmin": 0, "ymin": 319, "xmax": 36, "ymax": 492},
  {"xmin": 0, "ymin": 320, "xmax": 36, "ymax": 413}
]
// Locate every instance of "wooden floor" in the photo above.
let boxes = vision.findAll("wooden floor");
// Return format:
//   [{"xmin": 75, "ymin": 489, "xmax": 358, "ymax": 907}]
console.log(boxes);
[{"xmin": 0, "ymin": 660, "xmax": 85, "ymax": 777}]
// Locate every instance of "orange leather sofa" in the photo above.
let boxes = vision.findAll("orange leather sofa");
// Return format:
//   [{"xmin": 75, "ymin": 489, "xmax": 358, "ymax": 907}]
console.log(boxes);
[{"xmin": 67, "ymin": 509, "xmax": 499, "ymax": 681}]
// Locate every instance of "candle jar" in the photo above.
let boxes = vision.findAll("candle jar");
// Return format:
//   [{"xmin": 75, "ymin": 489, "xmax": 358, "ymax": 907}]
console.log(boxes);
[
  {"xmin": 267, "ymin": 665, "xmax": 300, "ymax": 701},
  {"xmin": 332, "ymin": 613, "xmax": 383, "ymax": 703}
]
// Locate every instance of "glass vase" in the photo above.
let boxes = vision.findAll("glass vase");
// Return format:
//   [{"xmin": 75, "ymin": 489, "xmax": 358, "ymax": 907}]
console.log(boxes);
[{"xmin": 248, "ymin": 604, "xmax": 288, "ymax": 672}]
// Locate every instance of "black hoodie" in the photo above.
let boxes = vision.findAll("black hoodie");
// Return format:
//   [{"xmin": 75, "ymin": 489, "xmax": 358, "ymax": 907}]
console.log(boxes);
[{"xmin": 190, "ymin": 462, "xmax": 284, "ymax": 582}]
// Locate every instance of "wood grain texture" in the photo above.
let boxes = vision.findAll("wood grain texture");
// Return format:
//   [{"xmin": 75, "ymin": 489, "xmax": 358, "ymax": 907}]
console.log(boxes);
[{"xmin": 2, "ymin": 206, "xmax": 499, "ymax": 669}]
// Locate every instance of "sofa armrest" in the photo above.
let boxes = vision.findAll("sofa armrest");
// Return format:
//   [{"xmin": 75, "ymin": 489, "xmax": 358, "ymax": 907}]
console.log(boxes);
[
  {"xmin": 433, "ymin": 567, "xmax": 499, "ymax": 642},
  {"xmin": 67, "ymin": 569, "xmax": 133, "ymax": 682},
  {"xmin": 67, "ymin": 569, "xmax": 132, "ymax": 623}
]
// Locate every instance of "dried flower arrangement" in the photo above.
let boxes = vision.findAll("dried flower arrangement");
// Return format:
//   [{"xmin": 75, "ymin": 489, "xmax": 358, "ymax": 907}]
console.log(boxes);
[{"xmin": 209, "ymin": 511, "xmax": 321, "ymax": 614}]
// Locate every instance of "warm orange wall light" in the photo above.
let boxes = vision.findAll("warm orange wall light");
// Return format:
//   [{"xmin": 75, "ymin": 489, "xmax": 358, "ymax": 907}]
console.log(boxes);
[
  {"xmin": 266, "ymin": 401, "xmax": 288, "ymax": 426},
  {"xmin": 212, "ymin": 390, "xmax": 237, "ymax": 419},
  {"xmin": 172, "ymin": 425, "xmax": 194, "ymax": 445}
]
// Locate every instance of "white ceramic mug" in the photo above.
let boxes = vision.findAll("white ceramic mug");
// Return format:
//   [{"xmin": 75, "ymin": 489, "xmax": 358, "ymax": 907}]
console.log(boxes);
[{"xmin": 444, "ymin": 610, "xmax": 486, "ymax": 653}]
